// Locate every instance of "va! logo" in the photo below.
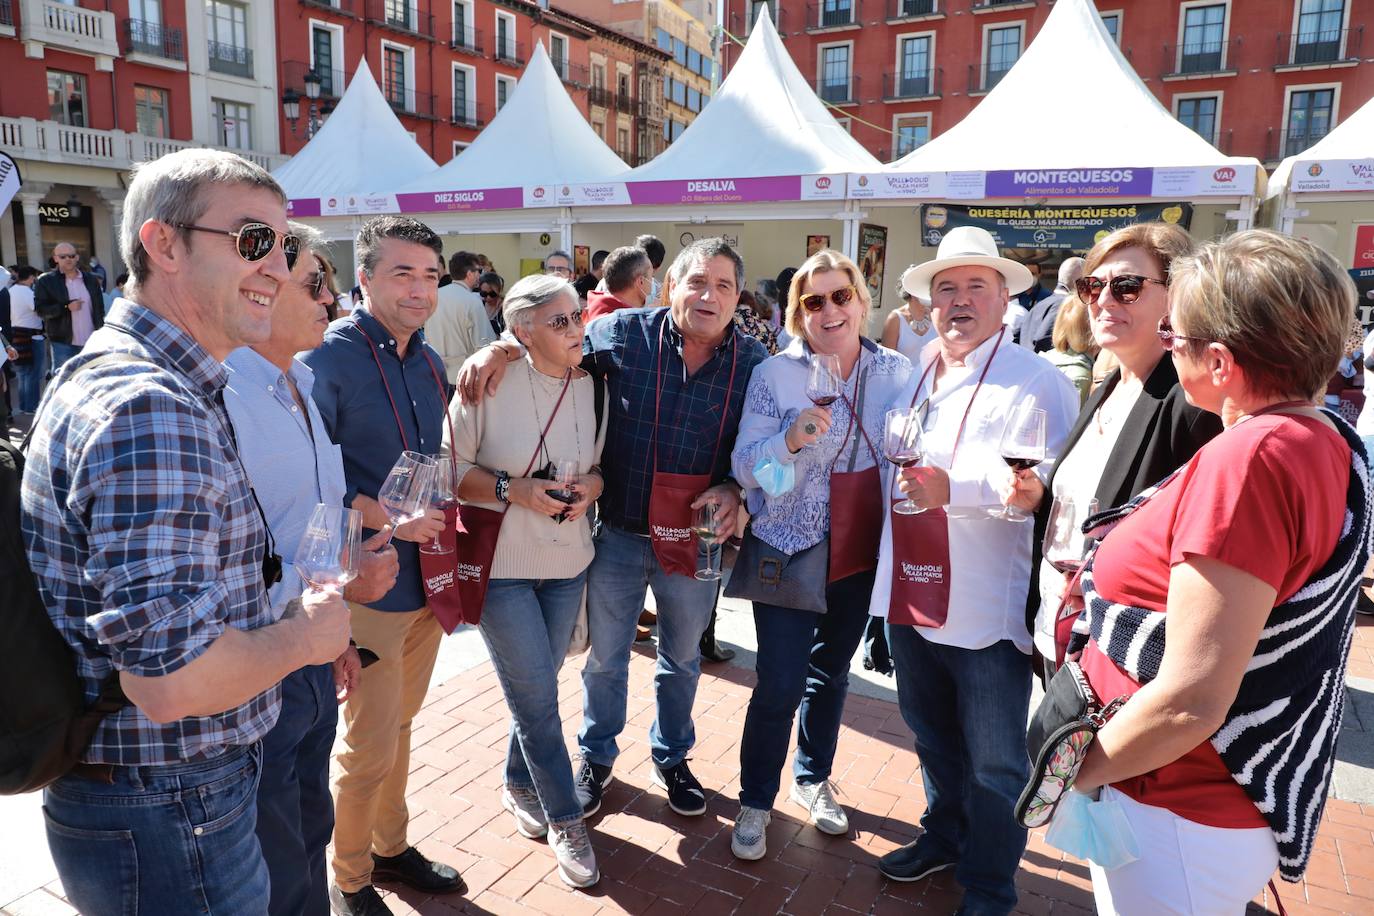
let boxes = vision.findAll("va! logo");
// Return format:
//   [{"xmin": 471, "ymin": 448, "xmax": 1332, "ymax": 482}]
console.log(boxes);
[
  {"xmin": 533, "ymin": 187, "xmax": 546, "ymax": 199},
  {"xmin": 815, "ymin": 177, "xmax": 832, "ymax": 190},
  {"xmin": 1212, "ymin": 167, "xmax": 1236, "ymax": 182}
]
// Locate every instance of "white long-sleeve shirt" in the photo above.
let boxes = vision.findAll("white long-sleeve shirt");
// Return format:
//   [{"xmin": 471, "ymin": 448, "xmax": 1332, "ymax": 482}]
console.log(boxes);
[
  {"xmin": 425, "ymin": 283, "xmax": 497, "ymax": 383},
  {"xmin": 868, "ymin": 331, "xmax": 1080, "ymax": 653}
]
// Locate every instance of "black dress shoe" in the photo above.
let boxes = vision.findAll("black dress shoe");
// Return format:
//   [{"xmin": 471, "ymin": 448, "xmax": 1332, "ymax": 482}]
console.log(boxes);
[
  {"xmin": 700, "ymin": 638, "xmax": 736, "ymax": 663},
  {"xmin": 329, "ymin": 884, "xmax": 394, "ymax": 916},
  {"xmin": 370, "ymin": 847, "xmax": 467, "ymax": 895}
]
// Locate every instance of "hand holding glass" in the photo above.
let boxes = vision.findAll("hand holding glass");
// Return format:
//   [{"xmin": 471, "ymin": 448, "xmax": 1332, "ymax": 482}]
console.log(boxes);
[
  {"xmin": 378, "ymin": 451, "xmax": 436, "ymax": 543},
  {"xmin": 996, "ymin": 404, "xmax": 1047, "ymax": 521},
  {"xmin": 295, "ymin": 504, "xmax": 362, "ymax": 593},
  {"xmin": 883, "ymin": 407, "xmax": 926, "ymax": 515},
  {"xmin": 693, "ymin": 498, "xmax": 724, "ymax": 581},
  {"xmin": 420, "ymin": 460, "xmax": 456, "ymax": 555},
  {"xmin": 805, "ymin": 352, "xmax": 843, "ymax": 408}
]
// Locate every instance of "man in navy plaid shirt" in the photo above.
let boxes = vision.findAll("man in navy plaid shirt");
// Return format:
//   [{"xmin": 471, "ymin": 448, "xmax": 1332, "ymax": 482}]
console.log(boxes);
[{"xmin": 20, "ymin": 149, "xmax": 352, "ymax": 916}]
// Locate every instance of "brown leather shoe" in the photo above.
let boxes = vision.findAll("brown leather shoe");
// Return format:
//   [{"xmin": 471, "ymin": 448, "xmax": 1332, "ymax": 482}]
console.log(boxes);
[
  {"xmin": 635, "ymin": 624, "xmax": 652, "ymax": 642},
  {"xmin": 639, "ymin": 608, "xmax": 657, "ymax": 626}
]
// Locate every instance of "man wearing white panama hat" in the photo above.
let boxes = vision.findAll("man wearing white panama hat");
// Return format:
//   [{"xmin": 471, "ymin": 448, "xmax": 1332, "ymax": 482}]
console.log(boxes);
[{"xmin": 869, "ymin": 226, "xmax": 1079, "ymax": 915}]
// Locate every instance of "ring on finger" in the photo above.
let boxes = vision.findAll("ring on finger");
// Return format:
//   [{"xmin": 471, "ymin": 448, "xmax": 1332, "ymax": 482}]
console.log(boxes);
[{"xmin": 804, "ymin": 422, "xmax": 818, "ymax": 435}]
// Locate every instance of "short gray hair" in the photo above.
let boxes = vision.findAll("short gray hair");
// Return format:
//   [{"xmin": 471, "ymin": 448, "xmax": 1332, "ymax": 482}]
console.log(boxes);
[
  {"xmin": 503, "ymin": 274, "xmax": 578, "ymax": 331},
  {"xmin": 667, "ymin": 237, "xmax": 744, "ymax": 294},
  {"xmin": 544, "ymin": 249, "xmax": 572, "ymax": 267},
  {"xmin": 289, "ymin": 221, "xmax": 325, "ymax": 260},
  {"xmin": 122, "ymin": 148, "xmax": 285, "ymax": 297},
  {"xmin": 1057, "ymin": 256, "xmax": 1086, "ymax": 290}
]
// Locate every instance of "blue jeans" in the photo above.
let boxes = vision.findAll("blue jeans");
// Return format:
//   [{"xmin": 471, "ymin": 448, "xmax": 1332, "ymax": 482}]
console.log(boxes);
[
  {"xmin": 15, "ymin": 335, "xmax": 45, "ymax": 412},
  {"xmin": 479, "ymin": 574, "xmax": 588, "ymax": 825},
  {"xmin": 579, "ymin": 524, "xmax": 719, "ymax": 769},
  {"xmin": 739, "ymin": 571, "xmax": 874, "ymax": 809},
  {"xmin": 256, "ymin": 664, "xmax": 337, "ymax": 916},
  {"xmin": 887, "ymin": 628, "xmax": 1032, "ymax": 916},
  {"xmin": 50, "ymin": 340, "xmax": 81, "ymax": 372},
  {"xmin": 42, "ymin": 743, "xmax": 269, "ymax": 916}
]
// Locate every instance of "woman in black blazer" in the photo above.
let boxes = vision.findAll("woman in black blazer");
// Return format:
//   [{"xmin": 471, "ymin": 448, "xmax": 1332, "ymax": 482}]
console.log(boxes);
[{"xmin": 1023, "ymin": 223, "xmax": 1223, "ymax": 680}]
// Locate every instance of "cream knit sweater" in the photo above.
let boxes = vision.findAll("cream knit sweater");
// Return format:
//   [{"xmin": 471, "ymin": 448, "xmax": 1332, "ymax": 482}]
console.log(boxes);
[{"xmin": 442, "ymin": 359, "xmax": 606, "ymax": 580}]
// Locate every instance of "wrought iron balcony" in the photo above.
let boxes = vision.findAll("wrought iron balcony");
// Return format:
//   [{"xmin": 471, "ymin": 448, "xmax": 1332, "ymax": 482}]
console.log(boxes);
[
  {"xmin": 1267, "ymin": 126, "xmax": 1331, "ymax": 161},
  {"xmin": 300, "ymin": 0, "xmax": 358, "ymax": 15},
  {"xmin": 1162, "ymin": 36, "xmax": 1242, "ymax": 78},
  {"xmin": 814, "ymin": 75, "xmax": 860, "ymax": 105},
  {"xmin": 123, "ymin": 18, "xmax": 184, "ymax": 61},
  {"xmin": 283, "ymin": 60, "xmax": 345, "ymax": 99},
  {"xmin": 889, "ymin": 0, "xmax": 936, "ymax": 19},
  {"xmin": 1, "ymin": 0, "xmax": 15, "ymax": 29},
  {"xmin": 968, "ymin": 62, "xmax": 1012, "ymax": 93},
  {"xmin": 207, "ymin": 41, "xmax": 253, "ymax": 78},
  {"xmin": 1274, "ymin": 27, "xmax": 1363, "ymax": 68},
  {"xmin": 364, "ymin": 0, "xmax": 434, "ymax": 41},
  {"xmin": 807, "ymin": 0, "xmax": 860, "ymax": 30},
  {"xmin": 588, "ymin": 86, "xmax": 613, "ymax": 108},
  {"xmin": 495, "ymin": 38, "xmax": 526, "ymax": 66},
  {"xmin": 384, "ymin": 87, "xmax": 437, "ymax": 120},
  {"xmin": 450, "ymin": 101, "xmax": 488, "ymax": 130},
  {"xmin": 451, "ymin": 24, "xmax": 483, "ymax": 56},
  {"xmin": 884, "ymin": 66, "xmax": 941, "ymax": 100}
]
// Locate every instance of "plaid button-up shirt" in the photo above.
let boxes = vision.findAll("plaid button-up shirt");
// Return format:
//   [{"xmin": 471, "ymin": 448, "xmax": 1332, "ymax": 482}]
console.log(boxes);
[
  {"xmin": 585, "ymin": 307, "xmax": 767, "ymax": 534},
  {"xmin": 21, "ymin": 300, "xmax": 278, "ymax": 766}
]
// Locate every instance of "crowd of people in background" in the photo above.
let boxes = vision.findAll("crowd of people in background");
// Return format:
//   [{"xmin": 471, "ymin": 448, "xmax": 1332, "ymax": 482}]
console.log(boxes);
[{"xmin": 5, "ymin": 146, "xmax": 1373, "ymax": 916}]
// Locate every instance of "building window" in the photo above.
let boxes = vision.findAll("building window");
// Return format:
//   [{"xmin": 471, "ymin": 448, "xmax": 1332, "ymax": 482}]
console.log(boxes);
[
  {"xmin": 984, "ymin": 24, "xmax": 1021, "ymax": 89},
  {"xmin": 687, "ymin": 87, "xmax": 700, "ymax": 111},
  {"xmin": 821, "ymin": 0, "xmax": 852, "ymax": 27},
  {"xmin": 1175, "ymin": 95, "xmax": 1219, "ymax": 144},
  {"xmin": 617, "ymin": 127, "xmax": 630, "ymax": 158},
  {"xmin": 495, "ymin": 12, "xmax": 517, "ymax": 62},
  {"xmin": 896, "ymin": 0, "xmax": 935, "ymax": 16},
  {"xmin": 671, "ymin": 120, "xmax": 685, "ymax": 141},
  {"xmin": 550, "ymin": 33, "xmax": 568, "ymax": 77},
  {"xmin": 617, "ymin": 70, "xmax": 630, "ymax": 97},
  {"xmin": 1295, "ymin": 0, "xmax": 1344, "ymax": 63},
  {"xmin": 748, "ymin": 0, "xmax": 775, "ymax": 30},
  {"xmin": 819, "ymin": 44, "xmax": 851, "ymax": 103},
  {"xmin": 673, "ymin": 37, "xmax": 687, "ymax": 66},
  {"xmin": 834, "ymin": 115, "xmax": 852, "ymax": 133},
  {"xmin": 898, "ymin": 34, "xmax": 932, "ymax": 97},
  {"xmin": 206, "ymin": 0, "xmax": 251, "ymax": 77},
  {"xmin": 213, "ymin": 98, "xmax": 252, "ymax": 149},
  {"xmin": 688, "ymin": 48, "xmax": 701, "ymax": 74},
  {"xmin": 894, "ymin": 113, "xmax": 930, "ymax": 156},
  {"xmin": 656, "ymin": 27, "xmax": 671, "ymax": 51},
  {"xmin": 452, "ymin": 65, "xmax": 474, "ymax": 125},
  {"xmin": 383, "ymin": 45, "xmax": 407, "ymax": 108},
  {"xmin": 496, "ymin": 74, "xmax": 515, "ymax": 111},
  {"xmin": 134, "ymin": 85, "xmax": 170, "ymax": 137},
  {"xmin": 384, "ymin": 0, "xmax": 412, "ymax": 30},
  {"xmin": 1285, "ymin": 87, "xmax": 1335, "ymax": 156},
  {"xmin": 452, "ymin": 141, "xmax": 470, "ymax": 159},
  {"xmin": 128, "ymin": 0, "xmax": 164, "ymax": 54},
  {"xmin": 312, "ymin": 26, "xmax": 337, "ymax": 96},
  {"xmin": 453, "ymin": 0, "xmax": 474, "ymax": 50},
  {"xmin": 46, "ymin": 70, "xmax": 86, "ymax": 126},
  {"xmin": 1180, "ymin": 3, "xmax": 1226, "ymax": 73},
  {"xmin": 1100, "ymin": 11, "xmax": 1121, "ymax": 44}
]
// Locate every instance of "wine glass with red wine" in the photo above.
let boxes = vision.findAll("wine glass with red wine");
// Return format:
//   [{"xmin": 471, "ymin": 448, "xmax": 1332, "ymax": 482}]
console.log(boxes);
[
  {"xmin": 883, "ymin": 407, "xmax": 926, "ymax": 515},
  {"xmin": 805, "ymin": 352, "xmax": 843, "ymax": 408},
  {"xmin": 1043, "ymin": 496, "xmax": 1098, "ymax": 577},
  {"xmin": 996, "ymin": 403, "xmax": 1047, "ymax": 521}
]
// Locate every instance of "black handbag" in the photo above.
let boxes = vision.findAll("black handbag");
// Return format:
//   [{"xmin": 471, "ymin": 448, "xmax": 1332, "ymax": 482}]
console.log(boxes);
[
  {"xmin": 723, "ymin": 527, "xmax": 829, "ymax": 613},
  {"xmin": 1014, "ymin": 660, "xmax": 1126, "ymax": 829}
]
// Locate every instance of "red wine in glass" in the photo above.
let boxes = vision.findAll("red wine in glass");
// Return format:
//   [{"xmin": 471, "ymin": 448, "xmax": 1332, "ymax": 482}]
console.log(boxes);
[
  {"xmin": 1002, "ymin": 455, "xmax": 1043, "ymax": 472},
  {"xmin": 1050, "ymin": 558, "xmax": 1083, "ymax": 575},
  {"xmin": 811, "ymin": 394, "xmax": 839, "ymax": 407},
  {"xmin": 806, "ymin": 353, "xmax": 843, "ymax": 408}
]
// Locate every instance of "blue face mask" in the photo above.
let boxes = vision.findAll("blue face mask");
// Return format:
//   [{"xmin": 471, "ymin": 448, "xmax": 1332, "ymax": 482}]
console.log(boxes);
[
  {"xmin": 1044, "ymin": 789, "xmax": 1140, "ymax": 870},
  {"xmin": 752, "ymin": 452, "xmax": 796, "ymax": 499}
]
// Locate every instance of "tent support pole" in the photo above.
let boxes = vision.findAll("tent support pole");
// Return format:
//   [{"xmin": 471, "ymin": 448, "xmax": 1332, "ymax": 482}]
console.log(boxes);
[
  {"xmin": 558, "ymin": 208, "xmax": 573, "ymax": 255},
  {"xmin": 841, "ymin": 200, "xmax": 862, "ymax": 260},
  {"xmin": 1226, "ymin": 198, "xmax": 1256, "ymax": 232}
]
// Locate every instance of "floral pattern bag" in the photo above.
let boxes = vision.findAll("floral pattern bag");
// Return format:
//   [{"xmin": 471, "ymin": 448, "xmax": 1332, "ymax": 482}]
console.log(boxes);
[{"xmin": 1015, "ymin": 660, "xmax": 1126, "ymax": 829}]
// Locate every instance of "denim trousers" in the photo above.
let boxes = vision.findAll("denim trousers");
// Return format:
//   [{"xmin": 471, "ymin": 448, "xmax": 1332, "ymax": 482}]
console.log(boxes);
[
  {"xmin": 255, "ymin": 663, "xmax": 337, "ymax": 916},
  {"xmin": 15, "ymin": 338, "xmax": 46, "ymax": 412},
  {"xmin": 42, "ymin": 743, "xmax": 269, "ymax": 916},
  {"xmin": 50, "ymin": 340, "xmax": 81, "ymax": 372},
  {"xmin": 479, "ymin": 574, "xmax": 588, "ymax": 825},
  {"xmin": 739, "ymin": 570, "xmax": 875, "ymax": 810},
  {"xmin": 887, "ymin": 628, "xmax": 1032, "ymax": 916},
  {"xmin": 578, "ymin": 524, "xmax": 719, "ymax": 769}
]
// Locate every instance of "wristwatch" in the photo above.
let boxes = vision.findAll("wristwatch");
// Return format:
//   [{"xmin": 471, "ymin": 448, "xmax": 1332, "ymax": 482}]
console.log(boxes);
[{"xmin": 494, "ymin": 470, "xmax": 511, "ymax": 504}]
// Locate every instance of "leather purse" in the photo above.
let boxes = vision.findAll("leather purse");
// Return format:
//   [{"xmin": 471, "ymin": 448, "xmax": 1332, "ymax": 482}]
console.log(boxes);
[{"xmin": 723, "ymin": 526, "xmax": 829, "ymax": 613}]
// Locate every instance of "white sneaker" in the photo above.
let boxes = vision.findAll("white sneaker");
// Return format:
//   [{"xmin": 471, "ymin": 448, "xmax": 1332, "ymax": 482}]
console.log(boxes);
[
  {"xmin": 548, "ymin": 821, "xmax": 600, "ymax": 888},
  {"xmin": 790, "ymin": 781, "xmax": 849, "ymax": 836},
  {"xmin": 502, "ymin": 784, "xmax": 548, "ymax": 839},
  {"xmin": 731, "ymin": 805, "xmax": 771, "ymax": 861}
]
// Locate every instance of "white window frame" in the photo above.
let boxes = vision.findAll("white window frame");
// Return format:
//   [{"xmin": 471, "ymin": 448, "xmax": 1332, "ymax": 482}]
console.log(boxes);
[
  {"xmin": 893, "ymin": 29, "xmax": 937, "ymax": 97},
  {"xmin": 451, "ymin": 62, "xmax": 476, "ymax": 124},
  {"xmin": 212, "ymin": 97, "xmax": 252, "ymax": 150},
  {"xmin": 1175, "ymin": 0, "xmax": 1233, "ymax": 73},
  {"xmin": 495, "ymin": 73, "xmax": 516, "ymax": 110},
  {"xmin": 1280, "ymin": 80, "xmax": 1341, "ymax": 149},
  {"xmin": 452, "ymin": 0, "xmax": 475, "ymax": 47},
  {"xmin": 379, "ymin": 39, "xmax": 416, "ymax": 111},
  {"xmin": 1287, "ymin": 0, "xmax": 1353, "ymax": 61},
  {"xmin": 834, "ymin": 114, "xmax": 852, "ymax": 133},
  {"xmin": 980, "ymin": 20, "xmax": 1025, "ymax": 92},
  {"xmin": 308, "ymin": 18, "xmax": 345, "ymax": 90},
  {"xmin": 816, "ymin": 40, "xmax": 855, "ymax": 103},
  {"xmin": 1172, "ymin": 90, "xmax": 1224, "ymax": 145},
  {"xmin": 549, "ymin": 31, "xmax": 570, "ymax": 78},
  {"xmin": 892, "ymin": 110, "xmax": 932, "ymax": 157},
  {"xmin": 1098, "ymin": 9, "xmax": 1123, "ymax": 45},
  {"xmin": 452, "ymin": 140, "xmax": 470, "ymax": 159},
  {"xmin": 495, "ymin": 10, "xmax": 517, "ymax": 61}
]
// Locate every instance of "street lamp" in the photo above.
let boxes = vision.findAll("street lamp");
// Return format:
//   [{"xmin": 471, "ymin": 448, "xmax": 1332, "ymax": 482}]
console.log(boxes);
[{"xmin": 283, "ymin": 72, "xmax": 328, "ymax": 140}]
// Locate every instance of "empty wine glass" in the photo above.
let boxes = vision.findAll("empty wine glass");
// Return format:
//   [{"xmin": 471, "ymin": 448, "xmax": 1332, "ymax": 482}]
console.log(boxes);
[
  {"xmin": 420, "ymin": 460, "xmax": 456, "ymax": 556},
  {"xmin": 883, "ymin": 407, "xmax": 925, "ymax": 515},
  {"xmin": 995, "ymin": 404, "xmax": 1047, "ymax": 522},
  {"xmin": 1043, "ymin": 496, "xmax": 1099, "ymax": 578},
  {"xmin": 295, "ymin": 504, "xmax": 362, "ymax": 593},
  {"xmin": 378, "ymin": 451, "xmax": 436, "ymax": 544},
  {"xmin": 693, "ymin": 497, "xmax": 724, "ymax": 581},
  {"xmin": 805, "ymin": 352, "xmax": 843, "ymax": 408}
]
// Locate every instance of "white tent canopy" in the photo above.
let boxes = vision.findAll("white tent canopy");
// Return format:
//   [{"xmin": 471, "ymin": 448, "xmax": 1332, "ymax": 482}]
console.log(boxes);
[
  {"xmin": 869, "ymin": 0, "xmax": 1263, "ymax": 205},
  {"xmin": 391, "ymin": 42, "xmax": 627, "ymax": 211},
  {"xmin": 273, "ymin": 61, "xmax": 437, "ymax": 213},
  {"xmin": 1268, "ymin": 92, "xmax": 1374, "ymax": 201}
]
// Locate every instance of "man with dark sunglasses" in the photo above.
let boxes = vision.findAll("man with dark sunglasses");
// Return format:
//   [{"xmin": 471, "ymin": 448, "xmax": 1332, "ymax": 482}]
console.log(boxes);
[
  {"xmin": 21, "ymin": 148, "xmax": 352, "ymax": 916},
  {"xmin": 33, "ymin": 241, "xmax": 106, "ymax": 370}
]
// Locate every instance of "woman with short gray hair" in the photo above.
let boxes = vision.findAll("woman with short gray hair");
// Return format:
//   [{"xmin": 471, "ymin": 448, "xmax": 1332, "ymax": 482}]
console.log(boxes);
[{"xmin": 441, "ymin": 274, "xmax": 607, "ymax": 889}]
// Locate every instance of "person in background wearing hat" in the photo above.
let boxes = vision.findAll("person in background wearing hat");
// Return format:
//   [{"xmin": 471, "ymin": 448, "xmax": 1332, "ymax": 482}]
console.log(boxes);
[{"xmin": 870, "ymin": 227, "xmax": 1078, "ymax": 915}]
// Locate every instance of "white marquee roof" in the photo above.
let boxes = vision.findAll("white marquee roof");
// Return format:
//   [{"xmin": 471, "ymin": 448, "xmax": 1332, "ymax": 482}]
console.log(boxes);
[{"xmin": 273, "ymin": 61, "xmax": 437, "ymax": 200}]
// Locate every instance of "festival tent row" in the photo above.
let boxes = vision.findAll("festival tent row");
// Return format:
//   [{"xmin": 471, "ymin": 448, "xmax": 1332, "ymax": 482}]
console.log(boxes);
[
  {"xmin": 843, "ymin": 0, "xmax": 1266, "ymax": 314},
  {"xmin": 1262, "ymin": 95, "xmax": 1374, "ymax": 319}
]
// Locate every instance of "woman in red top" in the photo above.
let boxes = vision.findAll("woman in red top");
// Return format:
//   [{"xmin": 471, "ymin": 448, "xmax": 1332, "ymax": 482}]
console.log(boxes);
[{"xmin": 1069, "ymin": 230, "xmax": 1367, "ymax": 914}]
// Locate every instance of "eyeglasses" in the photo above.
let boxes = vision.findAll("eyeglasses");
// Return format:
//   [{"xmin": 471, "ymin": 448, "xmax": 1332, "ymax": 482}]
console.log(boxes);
[
  {"xmin": 302, "ymin": 271, "xmax": 327, "ymax": 299},
  {"xmin": 545, "ymin": 308, "xmax": 586, "ymax": 332},
  {"xmin": 799, "ymin": 285, "xmax": 857, "ymax": 312},
  {"xmin": 1157, "ymin": 316, "xmax": 1211, "ymax": 352},
  {"xmin": 1075, "ymin": 274, "xmax": 1166, "ymax": 306},
  {"xmin": 55, "ymin": 253, "xmax": 78, "ymax": 260},
  {"xmin": 479, "ymin": 289, "xmax": 502, "ymax": 300},
  {"xmin": 175, "ymin": 222, "xmax": 301, "ymax": 270},
  {"xmin": 546, "ymin": 265, "xmax": 573, "ymax": 277}
]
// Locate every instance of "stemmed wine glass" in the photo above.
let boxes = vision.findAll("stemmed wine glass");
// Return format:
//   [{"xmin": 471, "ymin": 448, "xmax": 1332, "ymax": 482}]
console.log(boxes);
[
  {"xmin": 884, "ymin": 407, "xmax": 926, "ymax": 515},
  {"xmin": 996, "ymin": 404, "xmax": 1047, "ymax": 522},
  {"xmin": 420, "ymin": 460, "xmax": 456, "ymax": 555},
  {"xmin": 693, "ymin": 497, "xmax": 724, "ymax": 581},
  {"xmin": 549, "ymin": 458, "xmax": 580, "ymax": 522},
  {"xmin": 1043, "ymin": 496, "xmax": 1098, "ymax": 578},
  {"xmin": 378, "ymin": 451, "xmax": 436, "ymax": 544},
  {"xmin": 295, "ymin": 504, "xmax": 362, "ymax": 592},
  {"xmin": 805, "ymin": 352, "xmax": 843, "ymax": 408}
]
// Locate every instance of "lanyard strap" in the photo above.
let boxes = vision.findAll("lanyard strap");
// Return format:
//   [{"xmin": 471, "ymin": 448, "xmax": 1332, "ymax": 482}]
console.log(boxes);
[
  {"xmin": 651, "ymin": 314, "xmax": 738, "ymax": 475},
  {"xmin": 909, "ymin": 326, "xmax": 1005, "ymax": 463},
  {"xmin": 357, "ymin": 321, "xmax": 455, "ymax": 469},
  {"xmin": 522, "ymin": 369, "xmax": 573, "ymax": 477},
  {"xmin": 830, "ymin": 352, "xmax": 880, "ymax": 472}
]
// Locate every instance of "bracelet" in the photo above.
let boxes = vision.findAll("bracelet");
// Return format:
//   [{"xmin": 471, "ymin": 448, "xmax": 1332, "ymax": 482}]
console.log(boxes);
[{"xmin": 494, "ymin": 470, "xmax": 511, "ymax": 504}]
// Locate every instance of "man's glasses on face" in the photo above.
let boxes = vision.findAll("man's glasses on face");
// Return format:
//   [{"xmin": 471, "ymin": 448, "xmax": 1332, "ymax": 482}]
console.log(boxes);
[{"xmin": 547, "ymin": 264, "xmax": 572, "ymax": 278}]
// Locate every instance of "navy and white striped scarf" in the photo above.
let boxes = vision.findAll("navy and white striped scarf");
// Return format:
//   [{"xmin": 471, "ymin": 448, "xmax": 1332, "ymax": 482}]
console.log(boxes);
[{"xmin": 1073, "ymin": 409, "xmax": 1371, "ymax": 882}]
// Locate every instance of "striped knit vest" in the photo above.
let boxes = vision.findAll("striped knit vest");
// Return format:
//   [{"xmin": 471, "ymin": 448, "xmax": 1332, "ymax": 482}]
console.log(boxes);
[{"xmin": 1076, "ymin": 409, "xmax": 1371, "ymax": 882}]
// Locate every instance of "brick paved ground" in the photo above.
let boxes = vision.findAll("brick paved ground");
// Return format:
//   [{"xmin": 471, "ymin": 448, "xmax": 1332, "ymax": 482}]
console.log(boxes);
[{"xmin": 6, "ymin": 618, "xmax": 1374, "ymax": 915}]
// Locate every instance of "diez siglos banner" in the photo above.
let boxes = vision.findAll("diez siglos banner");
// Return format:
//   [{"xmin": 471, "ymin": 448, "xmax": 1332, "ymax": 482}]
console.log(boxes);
[{"xmin": 920, "ymin": 202, "xmax": 1192, "ymax": 251}]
